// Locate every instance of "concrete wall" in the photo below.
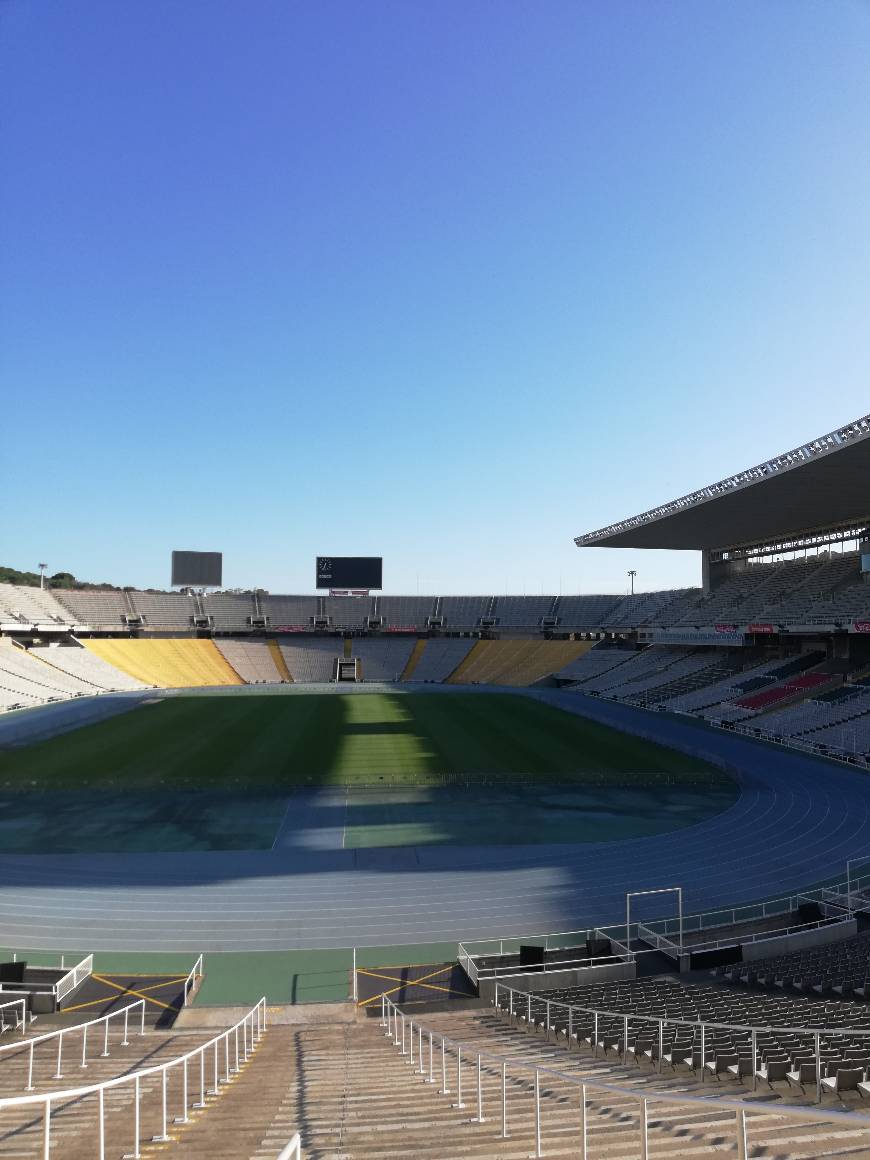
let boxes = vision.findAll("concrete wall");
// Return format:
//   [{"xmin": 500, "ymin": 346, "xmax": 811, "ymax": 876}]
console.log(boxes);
[
  {"xmin": 742, "ymin": 918, "xmax": 857, "ymax": 962},
  {"xmin": 480, "ymin": 958, "xmax": 635, "ymax": 1001}
]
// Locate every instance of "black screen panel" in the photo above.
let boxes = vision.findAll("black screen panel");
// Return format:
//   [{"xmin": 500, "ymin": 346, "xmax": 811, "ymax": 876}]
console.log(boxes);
[
  {"xmin": 316, "ymin": 556, "xmax": 382, "ymax": 589},
  {"xmin": 171, "ymin": 551, "xmax": 223, "ymax": 587}
]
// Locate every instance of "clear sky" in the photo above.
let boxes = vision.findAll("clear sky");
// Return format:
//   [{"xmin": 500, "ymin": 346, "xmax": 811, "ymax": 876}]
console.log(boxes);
[{"xmin": 3, "ymin": 1, "xmax": 869, "ymax": 595}]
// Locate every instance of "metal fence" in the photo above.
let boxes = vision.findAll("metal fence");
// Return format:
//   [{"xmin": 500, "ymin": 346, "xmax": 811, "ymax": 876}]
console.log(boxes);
[
  {"xmin": 0, "ymin": 997, "xmax": 266, "ymax": 1159},
  {"xmin": 380, "ymin": 993, "xmax": 870, "ymax": 1158},
  {"xmin": 276, "ymin": 1134, "xmax": 302, "ymax": 1159},
  {"xmin": 183, "ymin": 953, "xmax": 204, "ymax": 1006}
]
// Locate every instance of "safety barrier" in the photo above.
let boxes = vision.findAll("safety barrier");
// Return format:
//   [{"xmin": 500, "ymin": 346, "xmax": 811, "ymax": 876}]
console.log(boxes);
[
  {"xmin": 55, "ymin": 954, "xmax": 94, "ymax": 1004},
  {"xmin": 183, "ymin": 953, "xmax": 204, "ymax": 1006},
  {"xmin": 0, "ymin": 997, "xmax": 266, "ymax": 1158},
  {"xmin": 493, "ymin": 981, "xmax": 870, "ymax": 1104},
  {"xmin": 0, "ymin": 1000, "xmax": 145, "ymax": 1091},
  {"xmin": 380, "ymin": 993, "xmax": 870, "ymax": 1157}
]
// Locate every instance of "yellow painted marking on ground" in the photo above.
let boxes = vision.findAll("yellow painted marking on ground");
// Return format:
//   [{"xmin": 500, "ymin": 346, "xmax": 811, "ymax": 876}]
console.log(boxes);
[
  {"xmin": 91, "ymin": 974, "xmax": 178, "ymax": 1011},
  {"xmin": 356, "ymin": 963, "xmax": 455, "ymax": 1007}
]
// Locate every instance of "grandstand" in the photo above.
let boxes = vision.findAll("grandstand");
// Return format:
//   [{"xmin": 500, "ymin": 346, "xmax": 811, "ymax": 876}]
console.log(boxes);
[{"xmin": 82, "ymin": 638, "xmax": 242, "ymax": 687}]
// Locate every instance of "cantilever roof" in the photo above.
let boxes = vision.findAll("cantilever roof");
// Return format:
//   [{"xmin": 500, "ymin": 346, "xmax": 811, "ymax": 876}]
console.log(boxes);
[{"xmin": 575, "ymin": 414, "xmax": 870, "ymax": 551}]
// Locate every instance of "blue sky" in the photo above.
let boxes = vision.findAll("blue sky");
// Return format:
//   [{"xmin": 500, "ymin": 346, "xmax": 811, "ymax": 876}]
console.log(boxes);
[{"xmin": 3, "ymin": 1, "xmax": 869, "ymax": 594}]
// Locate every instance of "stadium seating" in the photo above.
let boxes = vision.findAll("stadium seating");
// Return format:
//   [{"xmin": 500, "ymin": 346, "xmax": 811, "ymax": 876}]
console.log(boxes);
[
  {"xmin": 323, "ymin": 596, "xmax": 372, "ymax": 629},
  {"xmin": 83, "ymin": 638, "xmax": 242, "ymax": 687},
  {"xmin": 53, "ymin": 588, "xmax": 130, "ymax": 627},
  {"xmin": 29, "ymin": 643, "xmax": 148, "ymax": 691},
  {"xmin": 448, "ymin": 639, "xmax": 593, "ymax": 686},
  {"xmin": 351, "ymin": 637, "xmax": 416, "ymax": 682},
  {"xmin": 0, "ymin": 583, "xmax": 74, "ymax": 626},
  {"xmin": 279, "ymin": 639, "xmax": 341, "ymax": 682},
  {"xmin": 215, "ymin": 639, "xmax": 283, "ymax": 683},
  {"xmin": 0, "ymin": 640, "xmax": 95, "ymax": 703},
  {"xmin": 493, "ymin": 595, "xmax": 557, "ymax": 627},
  {"xmin": 260, "ymin": 594, "xmax": 318, "ymax": 628},
  {"xmin": 126, "ymin": 591, "xmax": 198, "ymax": 627},
  {"xmin": 404, "ymin": 638, "xmax": 475, "ymax": 682},
  {"xmin": 376, "ymin": 595, "xmax": 436, "ymax": 629},
  {"xmin": 439, "ymin": 595, "xmax": 491, "ymax": 628},
  {"xmin": 718, "ymin": 930, "xmax": 870, "ymax": 997},
  {"xmin": 201, "ymin": 591, "xmax": 256, "ymax": 629},
  {"xmin": 554, "ymin": 593, "xmax": 622, "ymax": 627}
]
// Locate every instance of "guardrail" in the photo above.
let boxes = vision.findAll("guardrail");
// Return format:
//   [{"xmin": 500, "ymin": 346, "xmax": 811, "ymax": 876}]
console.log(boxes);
[
  {"xmin": 276, "ymin": 1134, "xmax": 302, "ymax": 1159},
  {"xmin": 0, "ymin": 999, "xmax": 145, "ymax": 1091},
  {"xmin": 0, "ymin": 997, "xmax": 30, "ymax": 1036},
  {"xmin": 183, "ymin": 953, "xmax": 204, "ymax": 1006},
  {"xmin": 0, "ymin": 997, "xmax": 266, "ymax": 1159},
  {"xmin": 55, "ymin": 953, "xmax": 93, "ymax": 1004},
  {"xmin": 493, "ymin": 981, "xmax": 870, "ymax": 1104},
  {"xmin": 380, "ymin": 992, "xmax": 870, "ymax": 1158}
]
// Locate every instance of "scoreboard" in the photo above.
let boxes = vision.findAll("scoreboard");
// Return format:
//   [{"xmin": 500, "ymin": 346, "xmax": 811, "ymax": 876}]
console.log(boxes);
[
  {"xmin": 171, "ymin": 550, "xmax": 223, "ymax": 587},
  {"xmin": 316, "ymin": 556, "xmax": 382, "ymax": 590}
]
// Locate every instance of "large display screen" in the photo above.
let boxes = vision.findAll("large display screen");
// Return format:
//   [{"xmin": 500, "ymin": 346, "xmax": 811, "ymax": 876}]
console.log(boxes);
[
  {"xmin": 171, "ymin": 550, "xmax": 223, "ymax": 587},
  {"xmin": 316, "ymin": 556, "xmax": 382, "ymax": 590}
]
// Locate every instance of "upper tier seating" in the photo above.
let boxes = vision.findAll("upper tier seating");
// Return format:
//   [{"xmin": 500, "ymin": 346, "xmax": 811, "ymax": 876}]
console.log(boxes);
[
  {"xmin": 352, "ymin": 637, "xmax": 416, "ymax": 681},
  {"xmin": 214, "ymin": 639, "xmax": 283, "ymax": 683},
  {"xmin": 200, "ymin": 592, "xmax": 256, "ymax": 629},
  {"xmin": 323, "ymin": 596, "xmax": 372, "ymax": 628},
  {"xmin": 29, "ymin": 644, "xmax": 148, "ymax": 691},
  {"xmin": 439, "ymin": 596, "xmax": 491, "ymax": 628},
  {"xmin": 405, "ymin": 638, "xmax": 475, "ymax": 682},
  {"xmin": 555, "ymin": 594, "xmax": 622, "ymax": 627},
  {"xmin": 448, "ymin": 639, "xmax": 593, "ymax": 686},
  {"xmin": 0, "ymin": 583, "xmax": 74, "ymax": 625},
  {"xmin": 127, "ymin": 591, "xmax": 197, "ymax": 627},
  {"xmin": 602, "ymin": 588, "xmax": 699, "ymax": 629},
  {"xmin": 54, "ymin": 588, "xmax": 129, "ymax": 627},
  {"xmin": 279, "ymin": 639, "xmax": 341, "ymax": 682},
  {"xmin": 493, "ymin": 595, "xmax": 557, "ymax": 627},
  {"xmin": 376, "ymin": 596, "xmax": 436, "ymax": 629},
  {"xmin": 260, "ymin": 595, "xmax": 318, "ymax": 628},
  {"xmin": 83, "ymin": 638, "xmax": 242, "ymax": 687}
]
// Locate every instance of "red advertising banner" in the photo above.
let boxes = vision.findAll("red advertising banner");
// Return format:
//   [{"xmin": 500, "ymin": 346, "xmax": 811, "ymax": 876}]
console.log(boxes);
[
  {"xmin": 715, "ymin": 624, "xmax": 738, "ymax": 633},
  {"xmin": 853, "ymin": 621, "xmax": 870, "ymax": 633},
  {"xmin": 748, "ymin": 623, "xmax": 775, "ymax": 634}
]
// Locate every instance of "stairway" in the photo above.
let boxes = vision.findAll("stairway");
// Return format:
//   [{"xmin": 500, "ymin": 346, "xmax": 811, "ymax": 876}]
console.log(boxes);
[
  {"xmin": 267, "ymin": 639, "xmax": 293, "ymax": 682},
  {"xmin": 400, "ymin": 639, "xmax": 427, "ymax": 681},
  {"xmin": 127, "ymin": 1006, "xmax": 870, "ymax": 1159}
]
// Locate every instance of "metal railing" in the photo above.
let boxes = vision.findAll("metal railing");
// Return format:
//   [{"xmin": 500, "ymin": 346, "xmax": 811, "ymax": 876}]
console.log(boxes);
[
  {"xmin": 0, "ymin": 1000, "xmax": 146, "ymax": 1091},
  {"xmin": 183, "ymin": 953, "xmax": 204, "ymax": 1006},
  {"xmin": 0, "ymin": 998, "xmax": 30, "ymax": 1036},
  {"xmin": 0, "ymin": 997, "xmax": 266, "ymax": 1159},
  {"xmin": 55, "ymin": 954, "xmax": 93, "ymax": 1004},
  {"xmin": 494, "ymin": 981, "xmax": 870, "ymax": 1104},
  {"xmin": 276, "ymin": 1134, "xmax": 302, "ymax": 1159},
  {"xmin": 380, "ymin": 992, "xmax": 870, "ymax": 1157},
  {"xmin": 0, "ymin": 952, "xmax": 94, "ymax": 1005}
]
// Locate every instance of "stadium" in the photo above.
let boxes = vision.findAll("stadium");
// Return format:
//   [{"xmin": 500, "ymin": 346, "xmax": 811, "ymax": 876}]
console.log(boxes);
[{"xmin": 2, "ymin": 414, "xmax": 870, "ymax": 1156}]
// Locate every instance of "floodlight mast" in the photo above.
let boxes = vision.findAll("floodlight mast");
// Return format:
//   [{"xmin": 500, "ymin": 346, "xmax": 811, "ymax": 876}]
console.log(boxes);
[
  {"xmin": 627, "ymin": 569, "xmax": 637, "ymax": 595},
  {"xmin": 38, "ymin": 563, "xmax": 47, "ymax": 590}
]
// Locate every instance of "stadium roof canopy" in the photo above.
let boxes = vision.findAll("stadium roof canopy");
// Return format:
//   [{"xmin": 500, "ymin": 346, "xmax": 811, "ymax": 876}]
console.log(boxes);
[{"xmin": 575, "ymin": 414, "xmax": 870, "ymax": 552}]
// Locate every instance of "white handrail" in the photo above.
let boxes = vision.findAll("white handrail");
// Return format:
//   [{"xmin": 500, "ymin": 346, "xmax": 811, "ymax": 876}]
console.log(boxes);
[
  {"xmin": 275, "ymin": 1134, "xmax": 302, "ymax": 1159},
  {"xmin": 54, "ymin": 953, "xmax": 93, "ymax": 1003},
  {"xmin": 0, "ymin": 1000, "xmax": 145, "ymax": 1092},
  {"xmin": 183, "ymin": 953, "xmax": 204, "ymax": 1006},
  {"xmin": 381, "ymin": 993, "xmax": 870, "ymax": 1154},
  {"xmin": 0, "ymin": 998, "xmax": 267, "ymax": 1158}
]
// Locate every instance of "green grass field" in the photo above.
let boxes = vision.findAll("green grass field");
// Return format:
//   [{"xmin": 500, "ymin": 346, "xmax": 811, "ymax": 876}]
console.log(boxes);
[
  {"xmin": 0, "ymin": 691, "xmax": 729, "ymax": 789},
  {"xmin": 0, "ymin": 692, "xmax": 737, "ymax": 852}
]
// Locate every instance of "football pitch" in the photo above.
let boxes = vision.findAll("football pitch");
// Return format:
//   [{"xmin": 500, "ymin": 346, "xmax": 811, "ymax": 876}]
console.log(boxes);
[{"xmin": 0, "ymin": 692, "xmax": 738, "ymax": 852}]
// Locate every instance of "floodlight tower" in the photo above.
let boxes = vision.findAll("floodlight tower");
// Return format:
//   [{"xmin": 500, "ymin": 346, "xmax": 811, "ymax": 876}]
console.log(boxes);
[
  {"xmin": 38, "ymin": 563, "xmax": 47, "ymax": 590},
  {"xmin": 627, "ymin": 569, "xmax": 637, "ymax": 596}
]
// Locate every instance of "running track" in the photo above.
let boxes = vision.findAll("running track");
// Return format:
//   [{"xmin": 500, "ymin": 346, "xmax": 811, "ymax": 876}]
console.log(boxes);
[{"xmin": 0, "ymin": 687, "xmax": 869, "ymax": 953}]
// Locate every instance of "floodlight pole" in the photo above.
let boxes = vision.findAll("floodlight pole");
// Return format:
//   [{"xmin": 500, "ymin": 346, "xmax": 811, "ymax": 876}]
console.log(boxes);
[
  {"xmin": 627, "ymin": 570, "xmax": 637, "ymax": 596},
  {"xmin": 38, "ymin": 563, "xmax": 47, "ymax": 590}
]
